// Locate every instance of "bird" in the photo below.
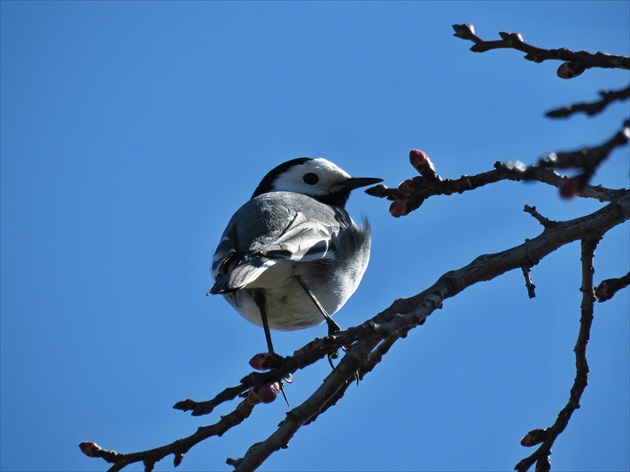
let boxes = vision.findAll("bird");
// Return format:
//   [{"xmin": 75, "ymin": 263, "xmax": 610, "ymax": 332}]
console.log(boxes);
[{"xmin": 207, "ymin": 157, "xmax": 382, "ymax": 362}]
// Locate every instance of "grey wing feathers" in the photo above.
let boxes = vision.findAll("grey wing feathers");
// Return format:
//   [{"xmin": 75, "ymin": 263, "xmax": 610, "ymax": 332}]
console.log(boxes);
[{"xmin": 208, "ymin": 196, "xmax": 341, "ymax": 295}]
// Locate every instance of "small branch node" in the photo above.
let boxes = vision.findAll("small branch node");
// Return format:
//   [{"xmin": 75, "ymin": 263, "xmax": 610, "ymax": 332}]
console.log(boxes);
[{"xmin": 523, "ymin": 205, "xmax": 556, "ymax": 228}]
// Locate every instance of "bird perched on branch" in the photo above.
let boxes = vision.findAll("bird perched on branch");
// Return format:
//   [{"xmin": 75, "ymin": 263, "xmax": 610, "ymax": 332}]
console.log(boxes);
[{"xmin": 207, "ymin": 158, "xmax": 381, "ymax": 361}]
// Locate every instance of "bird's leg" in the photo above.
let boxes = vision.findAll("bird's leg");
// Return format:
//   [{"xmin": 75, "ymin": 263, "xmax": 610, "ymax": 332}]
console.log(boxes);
[
  {"xmin": 253, "ymin": 290, "xmax": 277, "ymax": 356},
  {"xmin": 252, "ymin": 290, "xmax": 291, "ymax": 407},
  {"xmin": 295, "ymin": 277, "xmax": 345, "ymax": 368}
]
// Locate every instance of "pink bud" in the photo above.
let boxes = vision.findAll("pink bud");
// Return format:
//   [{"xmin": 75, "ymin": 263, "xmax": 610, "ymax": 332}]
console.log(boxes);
[
  {"xmin": 398, "ymin": 179, "xmax": 415, "ymax": 195},
  {"xmin": 557, "ymin": 62, "xmax": 585, "ymax": 79},
  {"xmin": 389, "ymin": 200, "xmax": 408, "ymax": 218},
  {"xmin": 247, "ymin": 388, "xmax": 262, "ymax": 405},
  {"xmin": 259, "ymin": 382, "xmax": 280, "ymax": 403},
  {"xmin": 249, "ymin": 353, "xmax": 268, "ymax": 370},
  {"xmin": 79, "ymin": 441, "xmax": 101, "ymax": 457},
  {"xmin": 409, "ymin": 149, "xmax": 429, "ymax": 169},
  {"xmin": 409, "ymin": 149, "xmax": 437, "ymax": 178},
  {"xmin": 249, "ymin": 352, "xmax": 284, "ymax": 370},
  {"xmin": 559, "ymin": 177, "xmax": 578, "ymax": 199}
]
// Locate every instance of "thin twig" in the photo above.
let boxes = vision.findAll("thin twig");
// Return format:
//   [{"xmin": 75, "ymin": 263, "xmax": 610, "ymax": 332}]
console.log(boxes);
[
  {"xmin": 366, "ymin": 158, "xmax": 625, "ymax": 218},
  {"xmin": 523, "ymin": 205, "xmax": 556, "ymax": 229},
  {"xmin": 80, "ymin": 400, "xmax": 255, "ymax": 472},
  {"xmin": 514, "ymin": 237, "xmax": 601, "ymax": 472},
  {"xmin": 546, "ymin": 85, "xmax": 630, "ymax": 118},
  {"xmin": 452, "ymin": 24, "xmax": 630, "ymax": 74}
]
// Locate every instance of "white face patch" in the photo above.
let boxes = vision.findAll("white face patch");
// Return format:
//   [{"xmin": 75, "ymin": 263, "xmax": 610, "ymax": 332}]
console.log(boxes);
[{"xmin": 270, "ymin": 158, "xmax": 352, "ymax": 197}]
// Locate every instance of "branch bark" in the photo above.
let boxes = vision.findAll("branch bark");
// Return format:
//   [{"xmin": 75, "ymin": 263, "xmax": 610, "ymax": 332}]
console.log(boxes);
[
  {"xmin": 452, "ymin": 24, "xmax": 630, "ymax": 75},
  {"xmin": 514, "ymin": 237, "xmax": 601, "ymax": 472}
]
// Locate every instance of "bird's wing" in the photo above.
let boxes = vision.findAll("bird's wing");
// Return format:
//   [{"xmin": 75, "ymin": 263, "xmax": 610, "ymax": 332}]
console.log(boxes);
[{"xmin": 209, "ymin": 211, "xmax": 338, "ymax": 295}]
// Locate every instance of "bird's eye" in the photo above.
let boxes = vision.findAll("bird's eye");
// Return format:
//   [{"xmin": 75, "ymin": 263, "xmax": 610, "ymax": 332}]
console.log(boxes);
[{"xmin": 302, "ymin": 173, "xmax": 319, "ymax": 185}]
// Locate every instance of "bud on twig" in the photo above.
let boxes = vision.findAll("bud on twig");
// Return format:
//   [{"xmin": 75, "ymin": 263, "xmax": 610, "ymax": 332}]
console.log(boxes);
[
  {"xmin": 397, "ymin": 179, "xmax": 416, "ymax": 196},
  {"xmin": 249, "ymin": 352, "xmax": 285, "ymax": 370},
  {"xmin": 79, "ymin": 441, "xmax": 101, "ymax": 457},
  {"xmin": 259, "ymin": 382, "xmax": 280, "ymax": 403},
  {"xmin": 557, "ymin": 61, "xmax": 586, "ymax": 79},
  {"xmin": 559, "ymin": 176, "xmax": 580, "ymax": 199},
  {"xmin": 389, "ymin": 200, "xmax": 409, "ymax": 218},
  {"xmin": 520, "ymin": 428, "xmax": 548, "ymax": 447},
  {"xmin": 409, "ymin": 149, "xmax": 436, "ymax": 179},
  {"xmin": 247, "ymin": 388, "xmax": 262, "ymax": 405},
  {"xmin": 536, "ymin": 455, "xmax": 551, "ymax": 472}
]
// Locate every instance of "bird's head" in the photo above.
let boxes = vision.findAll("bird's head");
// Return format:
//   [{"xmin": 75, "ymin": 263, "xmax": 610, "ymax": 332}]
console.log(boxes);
[{"xmin": 252, "ymin": 158, "xmax": 382, "ymax": 208}]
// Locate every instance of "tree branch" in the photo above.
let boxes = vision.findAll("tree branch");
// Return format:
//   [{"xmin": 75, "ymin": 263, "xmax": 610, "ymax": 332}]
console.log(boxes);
[
  {"xmin": 546, "ymin": 85, "xmax": 630, "ymax": 118},
  {"xmin": 79, "ymin": 400, "xmax": 254, "ymax": 472},
  {"xmin": 80, "ymin": 190, "xmax": 630, "ymax": 471},
  {"xmin": 515, "ymin": 237, "xmax": 601, "ymax": 472},
  {"xmin": 228, "ymin": 192, "xmax": 629, "ymax": 470},
  {"xmin": 366, "ymin": 148, "xmax": 627, "ymax": 218},
  {"xmin": 452, "ymin": 24, "xmax": 630, "ymax": 77}
]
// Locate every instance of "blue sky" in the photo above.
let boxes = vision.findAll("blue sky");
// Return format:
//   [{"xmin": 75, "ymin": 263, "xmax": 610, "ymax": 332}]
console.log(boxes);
[{"xmin": 1, "ymin": 1, "xmax": 628, "ymax": 471}]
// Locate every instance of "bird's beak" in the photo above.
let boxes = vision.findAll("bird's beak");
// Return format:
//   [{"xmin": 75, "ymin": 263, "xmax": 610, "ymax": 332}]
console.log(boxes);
[{"xmin": 345, "ymin": 177, "xmax": 384, "ymax": 190}]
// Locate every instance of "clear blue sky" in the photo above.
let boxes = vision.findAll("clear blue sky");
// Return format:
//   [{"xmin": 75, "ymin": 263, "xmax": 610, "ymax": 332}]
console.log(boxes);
[{"xmin": 1, "ymin": 2, "xmax": 628, "ymax": 471}]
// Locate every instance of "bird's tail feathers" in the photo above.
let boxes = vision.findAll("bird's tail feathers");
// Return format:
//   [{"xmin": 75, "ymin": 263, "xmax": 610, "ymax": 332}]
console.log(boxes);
[{"xmin": 208, "ymin": 258, "xmax": 277, "ymax": 295}]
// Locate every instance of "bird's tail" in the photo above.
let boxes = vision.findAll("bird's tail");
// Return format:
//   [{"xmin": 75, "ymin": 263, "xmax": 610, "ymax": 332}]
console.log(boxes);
[{"xmin": 207, "ymin": 257, "xmax": 277, "ymax": 295}]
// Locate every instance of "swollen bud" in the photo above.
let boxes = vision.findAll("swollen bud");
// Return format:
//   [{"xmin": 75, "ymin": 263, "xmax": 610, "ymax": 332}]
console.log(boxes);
[
  {"xmin": 595, "ymin": 278, "xmax": 624, "ymax": 302},
  {"xmin": 398, "ymin": 179, "xmax": 416, "ymax": 196},
  {"xmin": 79, "ymin": 441, "xmax": 101, "ymax": 457},
  {"xmin": 409, "ymin": 149, "xmax": 435, "ymax": 174},
  {"xmin": 452, "ymin": 23, "xmax": 475, "ymax": 38},
  {"xmin": 247, "ymin": 388, "xmax": 262, "ymax": 405},
  {"xmin": 249, "ymin": 352, "xmax": 285, "ymax": 371},
  {"xmin": 557, "ymin": 61, "xmax": 586, "ymax": 79},
  {"xmin": 259, "ymin": 382, "xmax": 280, "ymax": 403},
  {"xmin": 536, "ymin": 456, "xmax": 551, "ymax": 472},
  {"xmin": 520, "ymin": 428, "xmax": 548, "ymax": 447},
  {"xmin": 559, "ymin": 177, "xmax": 579, "ymax": 199},
  {"xmin": 389, "ymin": 200, "xmax": 409, "ymax": 218}
]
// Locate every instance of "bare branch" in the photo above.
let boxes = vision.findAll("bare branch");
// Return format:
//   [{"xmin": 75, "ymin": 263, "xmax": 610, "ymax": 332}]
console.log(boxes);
[
  {"xmin": 515, "ymin": 237, "xmax": 601, "ymax": 472},
  {"xmin": 546, "ymin": 85, "xmax": 630, "ymax": 118},
  {"xmin": 80, "ymin": 188, "xmax": 629, "ymax": 471},
  {"xmin": 230, "ymin": 193, "xmax": 629, "ymax": 471},
  {"xmin": 452, "ymin": 24, "xmax": 630, "ymax": 77},
  {"xmin": 366, "ymin": 150, "xmax": 626, "ymax": 218},
  {"xmin": 79, "ymin": 400, "xmax": 254, "ymax": 471},
  {"xmin": 539, "ymin": 119, "xmax": 630, "ymax": 169},
  {"xmin": 523, "ymin": 205, "xmax": 556, "ymax": 229},
  {"xmin": 231, "ymin": 338, "xmax": 381, "ymax": 470}
]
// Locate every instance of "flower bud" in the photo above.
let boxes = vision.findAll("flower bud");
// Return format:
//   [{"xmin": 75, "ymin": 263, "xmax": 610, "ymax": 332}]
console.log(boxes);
[
  {"xmin": 557, "ymin": 61, "xmax": 586, "ymax": 79},
  {"xmin": 559, "ymin": 177, "xmax": 579, "ymax": 199},
  {"xmin": 259, "ymin": 382, "xmax": 280, "ymax": 403},
  {"xmin": 247, "ymin": 388, "xmax": 262, "ymax": 405},
  {"xmin": 520, "ymin": 428, "xmax": 548, "ymax": 447},
  {"xmin": 595, "ymin": 278, "xmax": 623, "ymax": 302},
  {"xmin": 79, "ymin": 441, "xmax": 101, "ymax": 457},
  {"xmin": 452, "ymin": 23, "xmax": 475, "ymax": 38},
  {"xmin": 249, "ymin": 352, "xmax": 284, "ymax": 371},
  {"xmin": 389, "ymin": 200, "xmax": 408, "ymax": 218},
  {"xmin": 409, "ymin": 149, "xmax": 438, "ymax": 180},
  {"xmin": 398, "ymin": 179, "xmax": 416, "ymax": 196}
]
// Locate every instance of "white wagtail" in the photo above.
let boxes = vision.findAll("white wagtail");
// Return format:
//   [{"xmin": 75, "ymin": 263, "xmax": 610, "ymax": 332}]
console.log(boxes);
[{"xmin": 207, "ymin": 158, "xmax": 382, "ymax": 362}]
